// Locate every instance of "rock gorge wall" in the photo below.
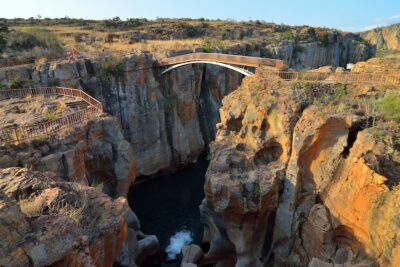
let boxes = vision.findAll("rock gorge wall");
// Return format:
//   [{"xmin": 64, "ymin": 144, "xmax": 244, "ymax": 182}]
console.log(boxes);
[
  {"xmin": 0, "ymin": 52, "xmax": 243, "ymax": 177},
  {"xmin": 266, "ymin": 34, "xmax": 374, "ymax": 69},
  {"xmin": 0, "ymin": 116, "xmax": 135, "ymax": 198},
  {"xmin": 0, "ymin": 40, "xmax": 374, "ymax": 176},
  {"xmin": 361, "ymin": 23, "xmax": 400, "ymax": 50},
  {"xmin": 200, "ymin": 70, "xmax": 400, "ymax": 267},
  {"xmin": 0, "ymin": 116, "xmax": 165, "ymax": 266}
]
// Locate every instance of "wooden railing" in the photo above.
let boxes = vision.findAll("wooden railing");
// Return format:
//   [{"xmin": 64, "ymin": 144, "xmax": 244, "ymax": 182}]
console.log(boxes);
[
  {"xmin": 0, "ymin": 107, "xmax": 99, "ymax": 143},
  {"xmin": 260, "ymin": 69, "xmax": 400, "ymax": 86},
  {"xmin": 0, "ymin": 86, "xmax": 103, "ymax": 144},
  {"xmin": 0, "ymin": 87, "xmax": 103, "ymax": 112}
]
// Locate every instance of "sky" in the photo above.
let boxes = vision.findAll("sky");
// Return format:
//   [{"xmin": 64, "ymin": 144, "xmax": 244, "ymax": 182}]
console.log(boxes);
[{"xmin": 0, "ymin": 0, "xmax": 399, "ymax": 32}]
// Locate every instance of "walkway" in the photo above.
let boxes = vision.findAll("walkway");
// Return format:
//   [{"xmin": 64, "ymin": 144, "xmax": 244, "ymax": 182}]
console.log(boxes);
[
  {"xmin": 0, "ymin": 87, "xmax": 103, "ymax": 144},
  {"xmin": 260, "ymin": 68, "xmax": 400, "ymax": 86}
]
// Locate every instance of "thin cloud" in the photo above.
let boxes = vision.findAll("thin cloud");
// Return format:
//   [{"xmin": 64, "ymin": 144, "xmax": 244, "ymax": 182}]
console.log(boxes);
[{"xmin": 375, "ymin": 14, "xmax": 400, "ymax": 23}]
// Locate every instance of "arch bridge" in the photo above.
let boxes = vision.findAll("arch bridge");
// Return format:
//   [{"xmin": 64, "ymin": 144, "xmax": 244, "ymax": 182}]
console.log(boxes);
[{"xmin": 159, "ymin": 53, "xmax": 285, "ymax": 76}]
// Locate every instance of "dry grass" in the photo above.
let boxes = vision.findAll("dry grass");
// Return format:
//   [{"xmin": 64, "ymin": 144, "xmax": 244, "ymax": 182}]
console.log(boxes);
[
  {"xmin": 19, "ymin": 194, "xmax": 84, "ymax": 223},
  {"xmin": 19, "ymin": 196, "xmax": 44, "ymax": 216},
  {"xmin": 12, "ymin": 25, "xmax": 258, "ymax": 57}
]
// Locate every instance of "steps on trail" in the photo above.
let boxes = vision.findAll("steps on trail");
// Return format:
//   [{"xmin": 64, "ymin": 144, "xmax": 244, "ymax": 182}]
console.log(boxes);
[{"xmin": 65, "ymin": 100, "xmax": 89, "ymax": 110}]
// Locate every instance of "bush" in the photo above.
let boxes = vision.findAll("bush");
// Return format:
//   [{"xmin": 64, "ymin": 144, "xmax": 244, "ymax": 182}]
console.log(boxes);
[
  {"xmin": 283, "ymin": 31, "xmax": 295, "ymax": 40},
  {"xmin": 102, "ymin": 57, "xmax": 124, "ymax": 79},
  {"xmin": 333, "ymin": 84, "xmax": 347, "ymax": 101},
  {"xmin": 8, "ymin": 79, "xmax": 27, "ymax": 89},
  {"xmin": 293, "ymin": 44, "xmax": 304, "ymax": 56},
  {"xmin": 31, "ymin": 137, "xmax": 48, "ymax": 148},
  {"xmin": 48, "ymin": 77, "xmax": 61, "ymax": 87},
  {"xmin": 377, "ymin": 93, "xmax": 400, "ymax": 121},
  {"xmin": 42, "ymin": 109, "xmax": 59, "ymax": 121},
  {"xmin": 6, "ymin": 31, "xmax": 45, "ymax": 50}
]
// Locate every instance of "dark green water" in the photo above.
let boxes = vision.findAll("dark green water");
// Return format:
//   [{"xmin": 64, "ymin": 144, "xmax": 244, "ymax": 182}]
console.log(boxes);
[{"xmin": 128, "ymin": 157, "xmax": 209, "ymax": 253}]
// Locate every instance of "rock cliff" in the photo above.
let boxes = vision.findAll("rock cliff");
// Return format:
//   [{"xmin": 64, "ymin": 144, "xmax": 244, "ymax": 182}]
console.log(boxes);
[
  {"xmin": 361, "ymin": 23, "xmax": 400, "ymax": 50},
  {"xmin": 0, "ymin": 167, "xmax": 129, "ymax": 267},
  {"xmin": 0, "ymin": 54, "xmax": 243, "ymax": 177},
  {"xmin": 0, "ymin": 40, "xmax": 375, "ymax": 177},
  {"xmin": 0, "ymin": 116, "xmax": 135, "ymax": 198},
  {"xmin": 200, "ymin": 65, "xmax": 400, "ymax": 266},
  {"xmin": 0, "ymin": 115, "xmax": 164, "ymax": 266}
]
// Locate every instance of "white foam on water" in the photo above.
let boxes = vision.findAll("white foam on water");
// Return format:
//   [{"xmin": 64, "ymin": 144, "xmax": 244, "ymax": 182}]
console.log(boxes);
[{"xmin": 165, "ymin": 230, "xmax": 193, "ymax": 260}]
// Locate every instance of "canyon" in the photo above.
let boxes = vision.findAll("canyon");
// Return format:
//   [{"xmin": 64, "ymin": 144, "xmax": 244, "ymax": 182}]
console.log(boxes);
[{"xmin": 0, "ymin": 24, "xmax": 399, "ymax": 267}]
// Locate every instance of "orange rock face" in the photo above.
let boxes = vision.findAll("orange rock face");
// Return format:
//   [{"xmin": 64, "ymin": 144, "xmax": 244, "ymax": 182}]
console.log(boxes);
[
  {"xmin": 322, "ymin": 131, "xmax": 400, "ymax": 267},
  {"xmin": 203, "ymin": 71, "xmax": 400, "ymax": 267}
]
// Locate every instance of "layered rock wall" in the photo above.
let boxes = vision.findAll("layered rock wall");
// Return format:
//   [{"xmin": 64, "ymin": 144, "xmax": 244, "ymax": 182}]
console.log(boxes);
[{"xmin": 201, "ymin": 70, "xmax": 400, "ymax": 267}]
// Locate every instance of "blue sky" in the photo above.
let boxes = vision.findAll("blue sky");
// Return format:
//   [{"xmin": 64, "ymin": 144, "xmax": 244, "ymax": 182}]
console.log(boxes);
[{"xmin": 0, "ymin": 0, "xmax": 399, "ymax": 32}]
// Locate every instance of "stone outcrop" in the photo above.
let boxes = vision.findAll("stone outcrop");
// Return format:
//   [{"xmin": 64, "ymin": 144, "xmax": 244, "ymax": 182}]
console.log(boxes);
[
  {"xmin": 268, "ymin": 34, "xmax": 374, "ymax": 69},
  {"xmin": 0, "ymin": 167, "xmax": 129, "ymax": 267},
  {"xmin": 0, "ymin": 116, "xmax": 136, "ymax": 198},
  {"xmin": 201, "ymin": 68, "xmax": 400, "ymax": 266},
  {"xmin": 200, "ymin": 74, "xmax": 303, "ymax": 267},
  {"xmin": 0, "ymin": 167, "xmax": 162, "ymax": 267},
  {"xmin": 361, "ymin": 23, "xmax": 400, "ymax": 50}
]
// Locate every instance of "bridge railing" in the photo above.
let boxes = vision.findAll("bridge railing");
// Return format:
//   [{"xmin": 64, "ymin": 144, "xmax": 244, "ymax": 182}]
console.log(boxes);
[
  {"xmin": 260, "ymin": 69, "xmax": 400, "ymax": 86},
  {"xmin": 0, "ymin": 86, "xmax": 103, "ymax": 144},
  {"xmin": 0, "ymin": 107, "xmax": 99, "ymax": 143},
  {"xmin": 160, "ymin": 53, "xmax": 285, "ymax": 68}
]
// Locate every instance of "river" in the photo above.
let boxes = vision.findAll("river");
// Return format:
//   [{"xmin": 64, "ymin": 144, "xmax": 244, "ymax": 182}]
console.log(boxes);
[{"xmin": 128, "ymin": 157, "xmax": 209, "ymax": 264}]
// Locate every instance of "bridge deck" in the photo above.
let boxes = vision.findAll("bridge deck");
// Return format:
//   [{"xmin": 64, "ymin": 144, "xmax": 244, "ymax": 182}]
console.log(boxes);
[{"xmin": 159, "ymin": 53, "xmax": 285, "ymax": 68}]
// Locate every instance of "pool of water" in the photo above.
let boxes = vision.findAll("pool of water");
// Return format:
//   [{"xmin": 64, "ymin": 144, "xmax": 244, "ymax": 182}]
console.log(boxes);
[{"xmin": 128, "ymin": 157, "xmax": 209, "ymax": 262}]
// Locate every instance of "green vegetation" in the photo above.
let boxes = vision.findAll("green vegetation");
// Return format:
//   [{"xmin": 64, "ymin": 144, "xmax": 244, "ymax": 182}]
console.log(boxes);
[
  {"xmin": 42, "ymin": 109, "xmax": 59, "ymax": 121},
  {"xmin": 0, "ymin": 26, "xmax": 63, "ymax": 61},
  {"xmin": 333, "ymin": 84, "xmax": 347, "ymax": 101},
  {"xmin": 252, "ymin": 182, "xmax": 261, "ymax": 201},
  {"xmin": 48, "ymin": 78, "xmax": 61, "ymax": 87},
  {"xmin": 92, "ymin": 181, "xmax": 104, "ymax": 192},
  {"xmin": 317, "ymin": 31, "xmax": 329, "ymax": 47},
  {"xmin": 102, "ymin": 57, "xmax": 124, "ymax": 79},
  {"xmin": 8, "ymin": 79, "xmax": 29, "ymax": 89},
  {"xmin": 31, "ymin": 137, "xmax": 48, "ymax": 148},
  {"xmin": 377, "ymin": 93, "xmax": 400, "ymax": 121}
]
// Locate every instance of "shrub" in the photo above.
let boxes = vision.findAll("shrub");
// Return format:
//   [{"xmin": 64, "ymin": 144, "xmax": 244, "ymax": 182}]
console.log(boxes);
[
  {"xmin": 283, "ymin": 31, "xmax": 295, "ymax": 40},
  {"xmin": 8, "ymin": 79, "xmax": 27, "ymax": 89},
  {"xmin": 48, "ymin": 77, "xmax": 61, "ymax": 87},
  {"xmin": 203, "ymin": 39, "xmax": 213, "ymax": 53},
  {"xmin": 31, "ymin": 137, "xmax": 48, "ymax": 148},
  {"xmin": 42, "ymin": 109, "xmax": 59, "ymax": 121},
  {"xmin": 102, "ymin": 58, "xmax": 124, "ymax": 79},
  {"xmin": 333, "ymin": 84, "xmax": 347, "ymax": 101},
  {"xmin": 377, "ymin": 93, "xmax": 400, "ymax": 121},
  {"xmin": 293, "ymin": 44, "xmax": 304, "ymax": 56}
]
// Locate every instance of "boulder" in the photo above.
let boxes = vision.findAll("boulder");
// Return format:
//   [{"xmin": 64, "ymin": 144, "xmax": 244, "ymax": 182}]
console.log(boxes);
[
  {"xmin": 134, "ymin": 235, "xmax": 162, "ymax": 266},
  {"xmin": 181, "ymin": 244, "xmax": 203, "ymax": 264}
]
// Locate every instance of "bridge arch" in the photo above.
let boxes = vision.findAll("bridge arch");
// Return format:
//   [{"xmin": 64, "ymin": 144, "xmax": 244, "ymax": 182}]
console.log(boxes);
[{"xmin": 161, "ymin": 60, "xmax": 254, "ymax": 76}]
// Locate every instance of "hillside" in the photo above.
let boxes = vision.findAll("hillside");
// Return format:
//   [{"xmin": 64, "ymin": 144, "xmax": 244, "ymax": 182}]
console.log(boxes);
[{"xmin": 0, "ymin": 18, "xmax": 374, "ymax": 69}]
